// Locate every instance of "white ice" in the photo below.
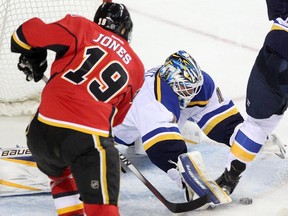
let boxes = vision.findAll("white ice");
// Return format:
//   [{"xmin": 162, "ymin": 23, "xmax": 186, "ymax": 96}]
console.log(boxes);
[{"xmin": 1, "ymin": 0, "xmax": 288, "ymax": 215}]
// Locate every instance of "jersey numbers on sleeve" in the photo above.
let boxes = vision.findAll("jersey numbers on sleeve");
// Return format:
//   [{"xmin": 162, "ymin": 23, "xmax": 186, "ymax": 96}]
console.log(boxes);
[{"xmin": 62, "ymin": 46, "xmax": 129, "ymax": 102}]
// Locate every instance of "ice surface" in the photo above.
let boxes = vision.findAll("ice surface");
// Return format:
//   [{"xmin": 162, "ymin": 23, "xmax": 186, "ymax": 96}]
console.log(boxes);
[{"xmin": 1, "ymin": 0, "xmax": 288, "ymax": 215}]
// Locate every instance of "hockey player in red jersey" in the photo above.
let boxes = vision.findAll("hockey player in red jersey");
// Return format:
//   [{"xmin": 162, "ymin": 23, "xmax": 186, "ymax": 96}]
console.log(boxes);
[{"xmin": 10, "ymin": 2, "xmax": 144, "ymax": 216}]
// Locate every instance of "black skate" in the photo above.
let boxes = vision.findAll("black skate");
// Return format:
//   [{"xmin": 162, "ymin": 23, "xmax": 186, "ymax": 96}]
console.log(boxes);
[{"xmin": 216, "ymin": 160, "xmax": 246, "ymax": 195}]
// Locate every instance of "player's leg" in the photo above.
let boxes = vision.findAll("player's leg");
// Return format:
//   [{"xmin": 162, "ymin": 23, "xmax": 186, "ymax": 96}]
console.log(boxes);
[
  {"xmin": 26, "ymin": 114, "xmax": 84, "ymax": 216},
  {"xmin": 49, "ymin": 167, "xmax": 84, "ymax": 216},
  {"xmin": 266, "ymin": 0, "xmax": 288, "ymax": 20},
  {"xmin": 69, "ymin": 135, "xmax": 120, "ymax": 216},
  {"xmin": 217, "ymin": 47, "xmax": 288, "ymax": 194}
]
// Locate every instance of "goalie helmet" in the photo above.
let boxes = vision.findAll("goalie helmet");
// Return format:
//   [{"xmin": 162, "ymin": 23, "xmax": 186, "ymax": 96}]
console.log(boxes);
[
  {"xmin": 94, "ymin": 3, "xmax": 133, "ymax": 43},
  {"xmin": 159, "ymin": 50, "xmax": 204, "ymax": 109}
]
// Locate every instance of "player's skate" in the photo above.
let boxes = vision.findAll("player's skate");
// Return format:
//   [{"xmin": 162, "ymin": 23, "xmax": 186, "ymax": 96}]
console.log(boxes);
[
  {"xmin": 176, "ymin": 151, "xmax": 231, "ymax": 209},
  {"xmin": 215, "ymin": 159, "xmax": 246, "ymax": 195}
]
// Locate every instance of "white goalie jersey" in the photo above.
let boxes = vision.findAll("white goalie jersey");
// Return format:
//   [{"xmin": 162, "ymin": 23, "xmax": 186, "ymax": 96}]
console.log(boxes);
[
  {"xmin": 113, "ymin": 66, "xmax": 243, "ymax": 171},
  {"xmin": 114, "ymin": 66, "xmax": 183, "ymax": 150}
]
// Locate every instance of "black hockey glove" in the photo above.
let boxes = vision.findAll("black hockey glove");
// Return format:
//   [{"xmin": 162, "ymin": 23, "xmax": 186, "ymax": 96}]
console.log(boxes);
[{"xmin": 17, "ymin": 51, "xmax": 47, "ymax": 82}]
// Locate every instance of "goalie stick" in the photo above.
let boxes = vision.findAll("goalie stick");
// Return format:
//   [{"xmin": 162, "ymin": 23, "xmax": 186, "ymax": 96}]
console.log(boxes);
[{"xmin": 119, "ymin": 152, "xmax": 209, "ymax": 213}]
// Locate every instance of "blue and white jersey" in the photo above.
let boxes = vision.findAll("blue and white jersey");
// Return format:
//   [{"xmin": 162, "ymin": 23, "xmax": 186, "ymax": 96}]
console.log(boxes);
[
  {"xmin": 179, "ymin": 72, "xmax": 243, "ymax": 145},
  {"xmin": 113, "ymin": 66, "xmax": 243, "ymax": 152},
  {"xmin": 113, "ymin": 66, "xmax": 183, "ymax": 152}
]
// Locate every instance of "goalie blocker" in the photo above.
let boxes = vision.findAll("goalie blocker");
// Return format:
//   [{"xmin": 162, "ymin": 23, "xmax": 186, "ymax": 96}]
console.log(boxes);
[{"xmin": 177, "ymin": 151, "xmax": 232, "ymax": 207}]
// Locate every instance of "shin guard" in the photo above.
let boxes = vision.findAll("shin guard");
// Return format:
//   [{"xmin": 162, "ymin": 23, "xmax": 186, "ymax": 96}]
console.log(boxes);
[{"xmin": 177, "ymin": 151, "xmax": 231, "ymax": 206}]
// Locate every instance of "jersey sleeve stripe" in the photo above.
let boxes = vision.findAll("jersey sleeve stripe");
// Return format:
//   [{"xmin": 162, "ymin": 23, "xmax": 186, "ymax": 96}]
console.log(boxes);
[
  {"xmin": 200, "ymin": 107, "xmax": 239, "ymax": 135},
  {"xmin": 142, "ymin": 127, "xmax": 183, "ymax": 151},
  {"xmin": 143, "ymin": 133, "xmax": 184, "ymax": 151},
  {"xmin": 12, "ymin": 31, "xmax": 31, "ymax": 50}
]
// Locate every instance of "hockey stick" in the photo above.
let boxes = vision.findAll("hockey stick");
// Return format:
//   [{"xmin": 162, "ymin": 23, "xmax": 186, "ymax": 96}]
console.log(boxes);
[
  {"xmin": 119, "ymin": 152, "xmax": 209, "ymax": 213},
  {"xmin": 0, "ymin": 146, "xmax": 209, "ymax": 212}
]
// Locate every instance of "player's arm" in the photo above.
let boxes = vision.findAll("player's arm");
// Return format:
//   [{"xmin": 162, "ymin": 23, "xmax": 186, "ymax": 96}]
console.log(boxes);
[
  {"xmin": 145, "ymin": 138, "xmax": 187, "ymax": 172},
  {"xmin": 11, "ymin": 17, "xmax": 73, "ymax": 81},
  {"xmin": 11, "ymin": 16, "xmax": 75, "ymax": 53},
  {"xmin": 11, "ymin": 17, "xmax": 73, "ymax": 55}
]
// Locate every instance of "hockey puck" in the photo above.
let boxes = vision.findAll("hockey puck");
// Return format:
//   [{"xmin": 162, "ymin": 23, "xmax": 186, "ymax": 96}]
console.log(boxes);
[{"xmin": 239, "ymin": 197, "xmax": 253, "ymax": 205}]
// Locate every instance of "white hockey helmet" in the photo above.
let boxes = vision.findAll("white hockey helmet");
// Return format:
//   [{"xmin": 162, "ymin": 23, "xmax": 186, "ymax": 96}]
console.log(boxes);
[{"xmin": 159, "ymin": 50, "xmax": 204, "ymax": 109}]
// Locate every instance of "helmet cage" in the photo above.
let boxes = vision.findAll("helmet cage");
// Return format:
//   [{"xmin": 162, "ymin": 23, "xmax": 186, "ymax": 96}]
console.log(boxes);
[{"xmin": 159, "ymin": 51, "xmax": 204, "ymax": 109}]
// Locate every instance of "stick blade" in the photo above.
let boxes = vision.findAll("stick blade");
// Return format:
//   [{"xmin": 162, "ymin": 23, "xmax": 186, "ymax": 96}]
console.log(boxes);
[{"xmin": 168, "ymin": 195, "xmax": 209, "ymax": 213}]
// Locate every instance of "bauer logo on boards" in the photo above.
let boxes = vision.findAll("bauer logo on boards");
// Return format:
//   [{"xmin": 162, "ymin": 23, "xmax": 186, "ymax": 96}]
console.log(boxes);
[{"xmin": 1, "ymin": 148, "xmax": 31, "ymax": 157}]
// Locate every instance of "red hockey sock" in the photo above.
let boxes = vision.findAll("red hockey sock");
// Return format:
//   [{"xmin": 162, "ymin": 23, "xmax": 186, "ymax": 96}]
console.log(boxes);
[
  {"xmin": 84, "ymin": 203, "xmax": 120, "ymax": 216},
  {"xmin": 49, "ymin": 168, "xmax": 84, "ymax": 216}
]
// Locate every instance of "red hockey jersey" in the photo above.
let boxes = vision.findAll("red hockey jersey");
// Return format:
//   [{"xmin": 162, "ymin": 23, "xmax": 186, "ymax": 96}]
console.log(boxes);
[{"xmin": 11, "ymin": 14, "xmax": 144, "ymax": 137}]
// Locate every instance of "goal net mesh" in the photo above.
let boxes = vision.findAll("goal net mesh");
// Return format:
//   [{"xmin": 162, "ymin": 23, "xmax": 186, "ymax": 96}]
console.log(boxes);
[{"xmin": 0, "ymin": 0, "xmax": 100, "ymax": 116}]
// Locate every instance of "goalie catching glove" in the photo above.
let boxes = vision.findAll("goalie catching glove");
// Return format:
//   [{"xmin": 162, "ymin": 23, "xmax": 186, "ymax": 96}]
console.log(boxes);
[
  {"xmin": 168, "ymin": 151, "xmax": 232, "ymax": 209},
  {"xmin": 18, "ymin": 50, "xmax": 47, "ymax": 82}
]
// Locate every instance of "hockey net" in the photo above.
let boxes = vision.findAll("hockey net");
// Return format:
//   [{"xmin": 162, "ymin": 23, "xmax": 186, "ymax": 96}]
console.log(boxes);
[{"xmin": 0, "ymin": 0, "xmax": 101, "ymax": 116}]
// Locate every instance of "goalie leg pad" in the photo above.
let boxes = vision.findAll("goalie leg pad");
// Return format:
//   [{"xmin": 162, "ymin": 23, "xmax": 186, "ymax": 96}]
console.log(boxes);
[{"xmin": 177, "ymin": 151, "xmax": 232, "ymax": 205}]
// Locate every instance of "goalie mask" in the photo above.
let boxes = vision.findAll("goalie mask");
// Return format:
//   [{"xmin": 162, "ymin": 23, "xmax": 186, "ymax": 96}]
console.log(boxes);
[
  {"xmin": 159, "ymin": 50, "xmax": 204, "ymax": 109},
  {"xmin": 94, "ymin": 3, "xmax": 133, "ymax": 43}
]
